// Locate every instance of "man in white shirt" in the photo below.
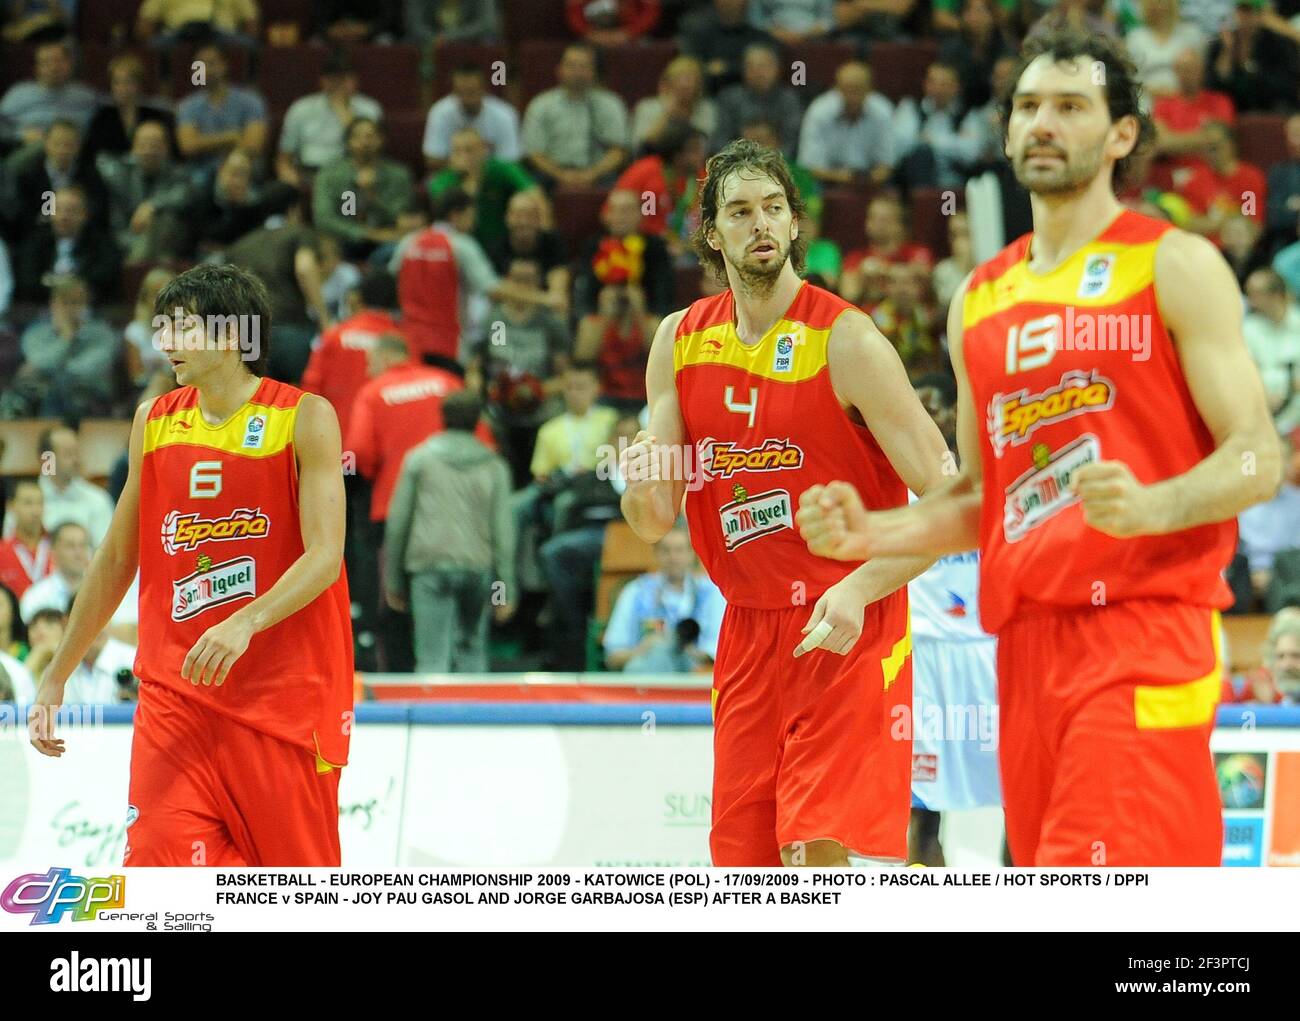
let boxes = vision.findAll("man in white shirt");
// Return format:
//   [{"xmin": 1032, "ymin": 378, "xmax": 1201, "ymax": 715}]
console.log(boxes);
[
  {"xmin": 276, "ymin": 51, "xmax": 382, "ymax": 186},
  {"xmin": 1242, "ymin": 269, "xmax": 1300, "ymax": 434},
  {"xmin": 424, "ymin": 63, "xmax": 522, "ymax": 171},
  {"xmin": 37, "ymin": 425, "xmax": 115, "ymax": 549},
  {"xmin": 798, "ymin": 61, "xmax": 896, "ymax": 187},
  {"xmin": 19, "ymin": 521, "xmax": 89, "ymax": 623},
  {"xmin": 63, "ymin": 629, "xmax": 138, "ymax": 704}
]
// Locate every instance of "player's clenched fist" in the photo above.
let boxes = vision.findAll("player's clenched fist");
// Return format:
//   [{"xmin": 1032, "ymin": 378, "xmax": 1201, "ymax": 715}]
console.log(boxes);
[
  {"xmin": 620, "ymin": 430, "xmax": 663, "ymax": 484},
  {"xmin": 797, "ymin": 481, "xmax": 874, "ymax": 561},
  {"xmin": 1071, "ymin": 461, "xmax": 1161, "ymax": 538}
]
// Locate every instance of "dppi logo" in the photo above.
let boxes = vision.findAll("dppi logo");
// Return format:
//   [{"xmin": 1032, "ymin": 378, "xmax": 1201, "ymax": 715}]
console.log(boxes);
[{"xmin": 1, "ymin": 868, "xmax": 126, "ymax": 925}]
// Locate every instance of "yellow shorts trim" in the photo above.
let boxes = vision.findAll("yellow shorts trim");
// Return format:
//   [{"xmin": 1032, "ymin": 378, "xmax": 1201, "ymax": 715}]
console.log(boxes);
[
  {"xmin": 1134, "ymin": 610, "xmax": 1222, "ymax": 729},
  {"xmin": 881, "ymin": 614, "xmax": 913, "ymax": 692}
]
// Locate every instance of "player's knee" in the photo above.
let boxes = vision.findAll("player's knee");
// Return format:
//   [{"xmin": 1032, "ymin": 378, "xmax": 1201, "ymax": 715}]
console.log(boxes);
[{"xmin": 781, "ymin": 838, "xmax": 851, "ymax": 867}]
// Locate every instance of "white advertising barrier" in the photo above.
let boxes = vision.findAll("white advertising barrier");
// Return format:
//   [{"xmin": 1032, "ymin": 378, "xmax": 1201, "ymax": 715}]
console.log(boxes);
[{"xmin": 1, "ymin": 701, "xmax": 1297, "ymax": 869}]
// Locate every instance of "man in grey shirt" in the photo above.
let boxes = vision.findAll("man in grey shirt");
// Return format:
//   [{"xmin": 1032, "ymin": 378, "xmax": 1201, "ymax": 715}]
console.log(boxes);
[
  {"xmin": 0, "ymin": 38, "xmax": 97, "ymax": 146},
  {"xmin": 713, "ymin": 42, "xmax": 804, "ymax": 156},
  {"xmin": 385, "ymin": 389, "xmax": 516, "ymax": 673},
  {"xmin": 98, "ymin": 120, "xmax": 192, "ymax": 263},
  {"xmin": 522, "ymin": 41, "xmax": 628, "ymax": 189},
  {"xmin": 276, "ymin": 50, "xmax": 382, "ymax": 187},
  {"xmin": 798, "ymin": 61, "xmax": 896, "ymax": 186}
]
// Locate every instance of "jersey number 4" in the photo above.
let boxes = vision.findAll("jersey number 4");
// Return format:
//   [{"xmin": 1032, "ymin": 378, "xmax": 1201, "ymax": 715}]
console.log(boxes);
[
  {"xmin": 724, "ymin": 385, "xmax": 758, "ymax": 428},
  {"xmin": 189, "ymin": 460, "xmax": 223, "ymax": 499}
]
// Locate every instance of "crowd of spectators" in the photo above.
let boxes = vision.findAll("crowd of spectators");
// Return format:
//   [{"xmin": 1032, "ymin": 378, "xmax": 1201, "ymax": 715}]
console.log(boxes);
[{"xmin": 0, "ymin": 0, "xmax": 1297, "ymax": 693}]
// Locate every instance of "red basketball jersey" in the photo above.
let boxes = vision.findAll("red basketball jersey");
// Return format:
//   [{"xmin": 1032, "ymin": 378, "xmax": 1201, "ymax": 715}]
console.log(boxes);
[
  {"xmin": 675, "ymin": 281, "xmax": 908, "ymax": 609},
  {"xmin": 135, "ymin": 378, "xmax": 354, "ymax": 766},
  {"xmin": 961, "ymin": 209, "xmax": 1236, "ymax": 633}
]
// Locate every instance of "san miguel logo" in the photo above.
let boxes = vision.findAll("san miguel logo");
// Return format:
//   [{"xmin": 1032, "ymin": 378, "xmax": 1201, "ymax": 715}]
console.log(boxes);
[
  {"xmin": 702, "ymin": 438, "xmax": 805, "ymax": 479},
  {"xmin": 171, "ymin": 556, "xmax": 256, "ymax": 621},
  {"xmin": 719, "ymin": 488, "xmax": 793, "ymax": 551},
  {"xmin": 161, "ymin": 508, "xmax": 270, "ymax": 554},
  {"xmin": 988, "ymin": 368, "xmax": 1115, "ymax": 457}
]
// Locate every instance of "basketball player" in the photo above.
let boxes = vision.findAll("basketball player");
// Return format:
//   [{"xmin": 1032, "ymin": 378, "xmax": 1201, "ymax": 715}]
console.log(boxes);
[
  {"xmin": 620, "ymin": 140, "xmax": 949, "ymax": 867},
  {"xmin": 798, "ymin": 29, "xmax": 1282, "ymax": 866},
  {"xmin": 30, "ymin": 264, "xmax": 354, "ymax": 867}
]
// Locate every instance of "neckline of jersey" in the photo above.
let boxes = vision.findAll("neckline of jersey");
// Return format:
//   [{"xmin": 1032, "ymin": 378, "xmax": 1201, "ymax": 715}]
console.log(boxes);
[
  {"xmin": 1021, "ymin": 208, "xmax": 1127, "ymax": 281},
  {"xmin": 728, "ymin": 277, "xmax": 807, "ymax": 350},
  {"xmin": 191, "ymin": 376, "xmax": 267, "ymax": 431}
]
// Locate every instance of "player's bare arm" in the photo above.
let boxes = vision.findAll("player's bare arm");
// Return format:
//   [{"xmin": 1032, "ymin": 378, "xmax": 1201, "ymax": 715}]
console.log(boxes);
[
  {"xmin": 793, "ymin": 309, "xmax": 951, "ymax": 657},
  {"xmin": 182, "ymin": 393, "xmax": 347, "ymax": 687},
  {"xmin": 29, "ymin": 399, "xmax": 152, "ymax": 756},
  {"xmin": 619, "ymin": 308, "xmax": 689, "ymax": 543},
  {"xmin": 798, "ymin": 274, "xmax": 985, "ymax": 563},
  {"xmin": 1071, "ymin": 230, "xmax": 1282, "ymax": 536}
]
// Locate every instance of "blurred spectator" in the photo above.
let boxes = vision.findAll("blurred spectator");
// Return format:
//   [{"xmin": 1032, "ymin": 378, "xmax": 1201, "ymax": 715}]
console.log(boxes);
[
  {"xmin": 1220, "ymin": 212, "xmax": 1270, "ymax": 285},
  {"xmin": 0, "ymin": 37, "xmax": 97, "ymax": 146},
  {"xmin": 1262, "ymin": 610, "xmax": 1300, "ymax": 703},
  {"xmin": 892, "ymin": 62, "xmax": 985, "ymax": 190},
  {"xmin": 33, "ymin": 425, "xmax": 114, "ymax": 548},
  {"xmin": 136, "ymin": 0, "xmax": 259, "ymax": 52},
  {"xmin": 385, "ymin": 389, "xmax": 515, "ymax": 672},
  {"xmin": 1176, "ymin": 0, "xmax": 1235, "ymax": 37},
  {"xmin": 1152, "ymin": 47, "xmax": 1235, "ymax": 170},
  {"xmin": 932, "ymin": 210, "xmax": 975, "ymax": 311},
  {"xmin": 156, "ymin": 148, "xmax": 295, "ymax": 260},
  {"xmin": 522, "ymin": 42, "xmax": 629, "ymax": 189},
  {"xmin": 937, "ymin": 0, "xmax": 1013, "ymax": 110},
  {"xmin": 0, "ymin": 627, "xmax": 34, "ymax": 705},
  {"xmin": 748, "ymin": 0, "xmax": 832, "ymax": 44},
  {"xmin": 574, "ymin": 281, "xmax": 658, "ymax": 413},
  {"xmin": 223, "ymin": 221, "xmax": 331, "ymax": 383},
  {"xmin": 1266, "ymin": 113, "xmax": 1300, "ymax": 252},
  {"xmin": 423, "ymin": 62, "xmax": 522, "ymax": 171},
  {"xmin": 798, "ymin": 61, "xmax": 895, "ymax": 187},
  {"xmin": 961, "ymin": 53, "xmax": 1017, "ymax": 172},
  {"xmin": 536, "ymin": 412, "xmax": 639, "ymax": 670},
  {"xmin": 713, "ymin": 43, "xmax": 803, "ymax": 157},
  {"xmin": 631, "ymin": 55, "xmax": 718, "ymax": 154},
  {"xmin": 4, "ymin": 118, "xmax": 108, "ymax": 239},
  {"xmin": 566, "ymin": 0, "xmax": 661, "ymax": 45},
  {"xmin": 7, "ymin": 276, "xmax": 119, "ymax": 418},
  {"xmin": 14, "ymin": 605, "xmax": 65, "ymax": 696},
  {"xmin": 58, "ymin": 611, "xmax": 139, "ymax": 703},
  {"xmin": 404, "ymin": 0, "xmax": 500, "ymax": 46},
  {"xmin": 473, "ymin": 258, "xmax": 570, "ymax": 485},
  {"xmin": 486, "ymin": 191, "xmax": 570, "ymax": 311},
  {"xmin": 312, "ymin": 118, "xmax": 414, "ymax": 259},
  {"xmin": 277, "ymin": 50, "xmax": 382, "ymax": 189},
  {"xmin": 678, "ymin": 0, "xmax": 774, "ymax": 93},
  {"xmin": 2, "ymin": 0, "xmax": 72, "ymax": 43},
  {"xmin": 613, "ymin": 122, "xmax": 706, "ymax": 253},
  {"xmin": 428, "ymin": 127, "xmax": 545, "ymax": 255},
  {"xmin": 1178, "ymin": 121, "xmax": 1267, "ymax": 240},
  {"xmin": 0, "ymin": 238, "xmax": 11, "ymax": 317},
  {"xmin": 530, "ymin": 361, "xmax": 618, "ymax": 481},
  {"xmin": 99, "ymin": 120, "xmax": 191, "ymax": 264},
  {"xmin": 573, "ymin": 187, "xmax": 675, "ymax": 320},
  {"xmin": 1124, "ymin": 0, "xmax": 1207, "ymax": 97},
  {"xmin": 1206, "ymin": 0, "xmax": 1298, "ymax": 113},
  {"xmin": 839, "ymin": 194, "xmax": 934, "ymax": 305},
  {"xmin": 314, "ymin": 0, "xmax": 402, "ymax": 43},
  {"xmin": 0, "ymin": 580, "xmax": 28, "ymax": 660},
  {"xmin": 0, "ymin": 479, "xmax": 51, "ymax": 599},
  {"xmin": 835, "ymin": 0, "xmax": 921, "ymax": 45},
  {"xmin": 176, "ymin": 43, "xmax": 268, "ymax": 173},
  {"xmin": 1026, "ymin": 0, "xmax": 1121, "ymax": 40},
  {"xmin": 317, "ymin": 234, "xmax": 361, "ymax": 321},
  {"xmin": 1237, "ymin": 434, "xmax": 1300, "ymax": 605},
  {"xmin": 869, "ymin": 262, "xmax": 946, "ymax": 378},
  {"xmin": 18, "ymin": 520, "xmax": 89, "ymax": 621},
  {"xmin": 1242, "ymin": 268, "xmax": 1300, "ymax": 434},
  {"xmin": 392, "ymin": 188, "xmax": 560, "ymax": 369},
  {"xmin": 83, "ymin": 52, "xmax": 178, "ymax": 165},
  {"xmin": 123, "ymin": 267, "xmax": 177, "ymax": 391},
  {"xmin": 603, "ymin": 526, "xmax": 724, "ymax": 672}
]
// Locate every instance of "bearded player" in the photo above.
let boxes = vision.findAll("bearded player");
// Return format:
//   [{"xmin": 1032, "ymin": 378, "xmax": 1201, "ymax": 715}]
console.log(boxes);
[
  {"xmin": 620, "ymin": 140, "xmax": 948, "ymax": 867},
  {"xmin": 30, "ymin": 264, "xmax": 353, "ymax": 867},
  {"xmin": 798, "ymin": 29, "xmax": 1281, "ymax": 866}
]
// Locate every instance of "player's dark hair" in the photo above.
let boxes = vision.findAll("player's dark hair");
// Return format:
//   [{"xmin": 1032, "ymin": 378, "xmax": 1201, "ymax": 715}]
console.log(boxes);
[
  {"xmin": 358, "ymin": 268, "xmax": 398, "ymax": 310},
  {"xmin": 443, "ymin": 390, "xmax": 483, "ymax": 432},
  {"xmin": 690, "ymin": 139, "xmax": 808, "ymax": 283},
  {"xmin": 1001, "ymin": 27, "xmax": 1156, "ymax": 192},
  {"xmin": 154, "ymin": 263, "xmax": 274, "ymax": 377}
]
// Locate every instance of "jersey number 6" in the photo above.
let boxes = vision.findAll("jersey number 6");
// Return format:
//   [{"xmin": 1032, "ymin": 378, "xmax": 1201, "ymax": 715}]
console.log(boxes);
[{"xmin": 189, "ymin": 460, "xmax": 223, "ymax": 499}]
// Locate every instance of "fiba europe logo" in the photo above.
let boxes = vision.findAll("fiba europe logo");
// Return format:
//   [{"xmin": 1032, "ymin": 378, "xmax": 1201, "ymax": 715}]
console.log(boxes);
[
  {"xmin": 1, "ymin": 867, "xmax": 126, "ymax": 925},
  {"xmin": 1215, "ymin": 753, "xmax": 1267, "ymax": 810}
]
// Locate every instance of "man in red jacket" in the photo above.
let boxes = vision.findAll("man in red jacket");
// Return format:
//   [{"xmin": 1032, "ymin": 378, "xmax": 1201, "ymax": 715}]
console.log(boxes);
[
  {"xmin": 0, "ymin": 479, "xmax": 52, "ymax": 599},
  {"xmin": 301, "ymin": 268, "xmax": 403, "ymax": 669}
]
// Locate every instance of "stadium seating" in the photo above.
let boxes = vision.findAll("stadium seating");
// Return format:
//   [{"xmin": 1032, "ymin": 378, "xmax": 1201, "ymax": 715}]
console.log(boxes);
[
  {"xmin": 430, "ymin": 41, "xmax": 511, "ymax": 97},
  {"xmin": 1236, "ymin": 114, "xmax": 1288, "ymax": 173},
  {"xmin": 76, "ymin": 0, "xmax": 142, "ymax": 44},
  {"xmin": 867, "ymin": 41, "xmax": 939, "ymax": 104}
]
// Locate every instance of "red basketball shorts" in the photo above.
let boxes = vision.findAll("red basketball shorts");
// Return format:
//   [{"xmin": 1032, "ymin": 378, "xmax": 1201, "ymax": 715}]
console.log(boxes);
[
  {"xmin": 124, "ymin": 681, "xmax": 342, "ymax": 867},
  {"xmin": 709, "ymin": 588, "xmax": 912, "ymax": 866},
  {"xmin": 997, "ymin": 599, "xmax": 1223, "ymax": 867}
]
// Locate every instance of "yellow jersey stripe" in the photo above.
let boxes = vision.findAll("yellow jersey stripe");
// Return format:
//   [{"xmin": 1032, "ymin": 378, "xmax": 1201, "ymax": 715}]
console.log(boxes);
[
  {"xmin": 675, "ymin": 321, "xmax": 831, "ymax": 384},
  {"xmin": 963, "ymin": 240, "xmax": 1159, "ymax": 332},
  {"xmin": 1134, "ymin": 610, "xmax": 1223, "ymax": 729},
  {"xmin": 144, "ymin": 401, "xmax": 298, "ymax": 458}
]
